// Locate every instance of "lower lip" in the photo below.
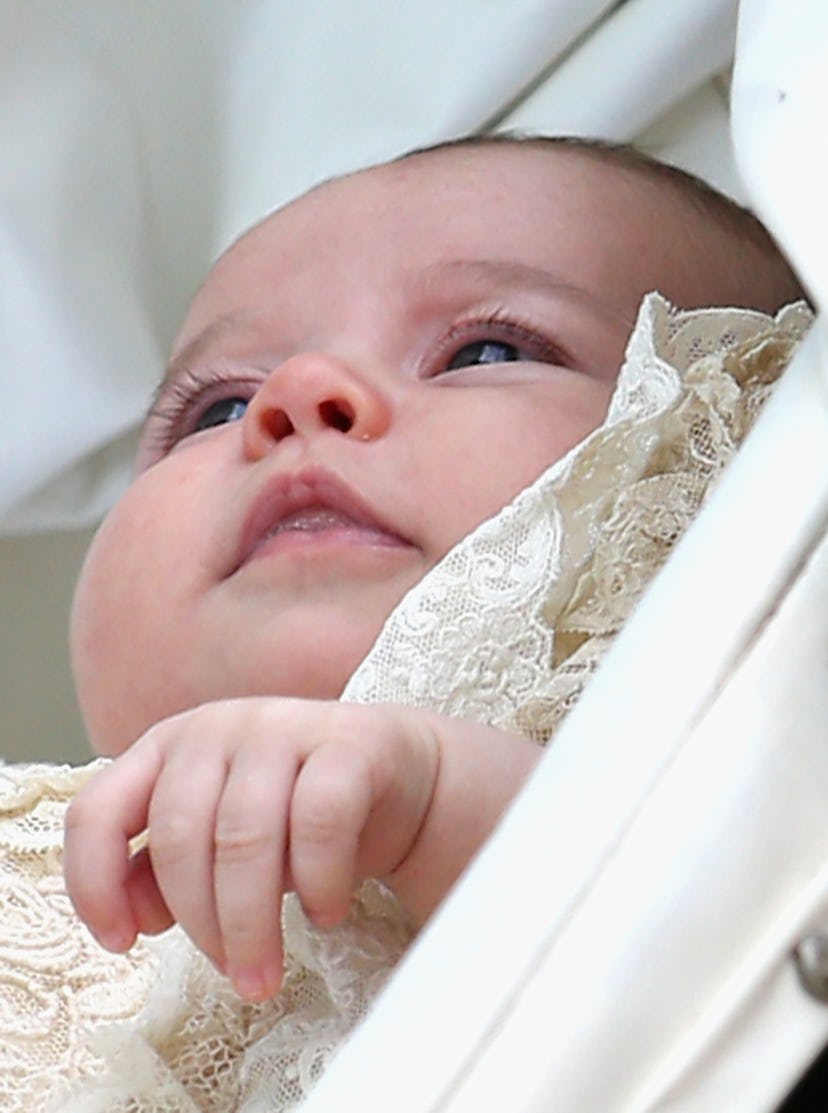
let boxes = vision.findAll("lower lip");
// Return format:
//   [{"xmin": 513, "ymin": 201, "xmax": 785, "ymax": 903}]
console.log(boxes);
[{"xmin": 241, "ymin": 525, "xmax": 413, "ymax": 566}]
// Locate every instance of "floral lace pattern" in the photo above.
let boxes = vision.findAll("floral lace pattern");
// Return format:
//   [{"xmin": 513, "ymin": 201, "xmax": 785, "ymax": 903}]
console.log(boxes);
[
  {"xmin": 0, "ymin": 294, "xmax": 812, "ymax": 1111},
  {"xmin": 344, "ymin": 295, "xmax": 811, "ymax": 744},
  {"xmin": 0, "ymin": 763, "xmax": 159, "ymax": 1109}
]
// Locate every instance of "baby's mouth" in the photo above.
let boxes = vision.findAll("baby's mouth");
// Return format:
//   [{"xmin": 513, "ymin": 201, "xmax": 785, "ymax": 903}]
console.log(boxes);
[
  {"xmin": 266, "ymin": 507, "xmax": 368, "ymax": 535},
  {"xmin": 231, "ymin": 469, "xmax": 413, "ymax": 574},
  {"xmin": 257, "ymin": 505, "xmax": 402, "ymax": 551}
]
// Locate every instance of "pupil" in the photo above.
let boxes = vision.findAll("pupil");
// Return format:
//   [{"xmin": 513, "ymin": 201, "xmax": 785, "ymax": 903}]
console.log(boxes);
[
  {"xmin": 194, "ymin": 397, "xmax": 248, "ymax": 432},
  {"xmin": 448, "ymin": 340, "xmax": 519, "ymax": 370}
]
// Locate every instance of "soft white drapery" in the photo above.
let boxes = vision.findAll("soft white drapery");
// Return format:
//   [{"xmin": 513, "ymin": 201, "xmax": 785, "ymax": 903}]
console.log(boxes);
[{"xmin": 0, "ymin": 0, "xmax": 740, "ymax": 533}]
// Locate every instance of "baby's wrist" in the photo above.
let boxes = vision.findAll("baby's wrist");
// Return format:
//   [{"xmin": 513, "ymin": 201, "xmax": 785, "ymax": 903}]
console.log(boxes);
[{"xmin": 381, "ymin": 713, "xmax": 541, "ymax": 925}]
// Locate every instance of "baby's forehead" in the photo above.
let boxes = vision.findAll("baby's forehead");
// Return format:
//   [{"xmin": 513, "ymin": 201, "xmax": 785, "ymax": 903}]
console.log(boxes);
[
  {"xmin": 275, "ymin": 141, "xmax": 632, "ymax": 213},
  {"xmin": 231, "ymin": 141, "xmax": 662, "ymax": 272},
  {"xmin": 180, "ymin": 146, "xmax": 630, "ymax": 330},
  {"xmin": 176, "ymin": 140, "xmax": 758, "ymax": 361}
]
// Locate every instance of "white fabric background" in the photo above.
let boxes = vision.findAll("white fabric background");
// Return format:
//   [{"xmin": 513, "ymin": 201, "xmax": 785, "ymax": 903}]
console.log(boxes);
[
  {"xmin": 2, "ymin": 3, "xmax": 827, "ymax": 1103},
  {"xmin": 0, "ymin": 0, "xmax": 740, "ymax": 533},
  {"xmin": 1, "ymin": 0, "xmax": 739, "ymax": 758}
]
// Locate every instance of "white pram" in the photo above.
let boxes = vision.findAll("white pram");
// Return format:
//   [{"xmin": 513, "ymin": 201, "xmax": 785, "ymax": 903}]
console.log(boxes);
[{"xmin": 1, "ymin": 2, "xmax": 826, "ymax": 1109}]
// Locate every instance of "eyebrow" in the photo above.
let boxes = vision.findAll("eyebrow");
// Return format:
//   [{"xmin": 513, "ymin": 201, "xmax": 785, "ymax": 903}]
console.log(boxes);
[
  {"xmin": 150, "ymin": 314, "xmax": 244, "ymax": 413},
  {"xmin": 417, "ymin": 259, "xmax": 634, "ymax": 327}
]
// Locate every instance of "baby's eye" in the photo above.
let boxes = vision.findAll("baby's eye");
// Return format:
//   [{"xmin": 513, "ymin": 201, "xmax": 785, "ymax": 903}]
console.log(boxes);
[
  {"xmin": 433, "ymin": 312, "xmax": 574, "ymax": 379},
  {"xmin": 447, "ymin": 340, "xmax": 521, "ymax": 370},
  {"xmin": 193, "ymin": 396, "xmax": 250, "ymax": 433},
  {"xmin": 140, "ymin": 369, "xmax": 260, "ymax": 466}
]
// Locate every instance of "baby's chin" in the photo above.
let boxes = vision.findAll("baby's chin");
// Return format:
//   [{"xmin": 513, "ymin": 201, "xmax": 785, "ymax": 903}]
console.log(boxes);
[
  {"xmin": 72, "ymin": 560, "xmax": 416, "ymax": 756},
  {"xmin": 79, "ymin": 634, "xmax": 373, "ymax": 758}
]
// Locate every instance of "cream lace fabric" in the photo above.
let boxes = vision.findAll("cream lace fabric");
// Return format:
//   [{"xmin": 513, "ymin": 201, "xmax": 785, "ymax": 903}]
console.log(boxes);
[{"xmin": 0, "ymin": 294, "xmax": 812, "ymax": 1112}]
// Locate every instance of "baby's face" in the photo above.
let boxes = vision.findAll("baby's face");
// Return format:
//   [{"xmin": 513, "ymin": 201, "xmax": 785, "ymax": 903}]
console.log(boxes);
[{"xmin": 72, "ymin": 144, "xmax": 721, "ymax": 755}]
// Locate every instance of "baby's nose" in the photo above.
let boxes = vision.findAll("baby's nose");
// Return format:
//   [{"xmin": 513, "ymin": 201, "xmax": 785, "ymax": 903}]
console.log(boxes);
[{"xmin": 241, "ymin": 351, "xmax": 390, "ymax": 458}]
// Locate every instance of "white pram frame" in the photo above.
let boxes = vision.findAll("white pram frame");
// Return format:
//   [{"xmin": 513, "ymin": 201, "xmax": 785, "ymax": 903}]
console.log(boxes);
[{"xmin": 1, "ymin": 1, "xmax": 826, "ymax": 1109}]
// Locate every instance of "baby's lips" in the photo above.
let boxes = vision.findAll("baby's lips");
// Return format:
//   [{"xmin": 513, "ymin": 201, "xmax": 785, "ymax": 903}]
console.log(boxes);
[{"xmin": 231, "ymin": 465, "xmax": 411, "ymax": 572}]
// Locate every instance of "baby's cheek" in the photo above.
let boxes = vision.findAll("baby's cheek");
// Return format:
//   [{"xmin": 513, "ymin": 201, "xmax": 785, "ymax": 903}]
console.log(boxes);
[
  {"xmin": 71, "ymin": 542, "xmax": 126, "ymax": 754},
  {"xmin": 70, "ymin": 509, "xmax": 167, "ymax": 755}
]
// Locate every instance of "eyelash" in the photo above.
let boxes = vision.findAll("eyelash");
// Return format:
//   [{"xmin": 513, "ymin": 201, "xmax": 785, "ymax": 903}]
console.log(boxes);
[
  {"xmin": 142, "ymin": 308, "xmax": 575, "ymax": 460},
  {"xmin": 143, "ymin": 365, "xmax": 260, "ymax": 458},
  {"xmin": 430, "ymin": 306, "xmax": 574, "ymax": 376}
]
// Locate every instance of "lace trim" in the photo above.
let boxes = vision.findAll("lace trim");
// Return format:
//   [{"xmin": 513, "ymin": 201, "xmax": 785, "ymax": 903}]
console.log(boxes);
[{"xmin": 343, "ymin": 295, "xmax": 811, "ymax": 745}]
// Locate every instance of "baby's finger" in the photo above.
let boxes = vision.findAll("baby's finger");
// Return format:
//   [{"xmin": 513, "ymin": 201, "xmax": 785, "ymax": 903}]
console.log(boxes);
[
  {"xmin": 213, "ymin": 742, "xmax": 296, "ymax": 1001},
  {"xmin": 125, "ymin": 847, "xmax": 174, "ymax": 937},
  {"xmin": 64, "ymin": 743, "xmax": 165, "ymax": 952},
  {"xmin": 289, "ymin": 740, "xmax": 374, "ymax": 928},
  {"xmin": 145, "ymin": 737, "xmax": 230, "ymax": 971}
]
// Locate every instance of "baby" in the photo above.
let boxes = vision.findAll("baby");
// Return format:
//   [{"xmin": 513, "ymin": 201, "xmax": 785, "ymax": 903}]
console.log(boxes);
[{"xmin": 61, "ymin": 135, "xmax": 806, "ymax": 1014}]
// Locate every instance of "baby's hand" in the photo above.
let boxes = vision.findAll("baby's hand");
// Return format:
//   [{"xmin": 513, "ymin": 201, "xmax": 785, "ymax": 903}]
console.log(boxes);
[
  {"xmin": 64, "ymin": 698, "xmax": 441, "ymax": 1001},
  {"xmin": 65, "ymin": 698, "xmax": 540, "ymax": 1000}
]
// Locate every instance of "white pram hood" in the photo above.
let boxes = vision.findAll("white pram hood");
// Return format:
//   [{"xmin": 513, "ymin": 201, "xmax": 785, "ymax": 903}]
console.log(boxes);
[
  {"xmin": 1, "ymin": 0, "xmax": 742, "ymax": 532},
  {"xmin": 1, "ymin": 2, "xmax": 827, "ymax": 1110}
]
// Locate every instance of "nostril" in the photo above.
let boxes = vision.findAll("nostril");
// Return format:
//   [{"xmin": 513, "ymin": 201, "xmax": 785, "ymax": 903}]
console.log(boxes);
[
  {"xmin": 319, "ymin": 399, "xmax": 355, "ymax": 433},
  {"xmin": 262, "ymin": 408, "xmax": 295, "ymax": 441}
]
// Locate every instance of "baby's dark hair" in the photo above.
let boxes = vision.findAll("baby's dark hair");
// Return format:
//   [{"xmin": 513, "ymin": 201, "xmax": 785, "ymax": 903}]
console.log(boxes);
[{"xmin": 400, "ymin": 132, "xmax": 810, "ymax": 313}]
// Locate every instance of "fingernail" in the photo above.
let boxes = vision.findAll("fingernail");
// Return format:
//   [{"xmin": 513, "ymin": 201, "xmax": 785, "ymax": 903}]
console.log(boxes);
[
  {"xmin": 96, "ymin": 927, "xmax": 136, "ymax": 953},
  {"xmin": 231, "ymin": 966, "xmax": 278, "ymax": 1002}
]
